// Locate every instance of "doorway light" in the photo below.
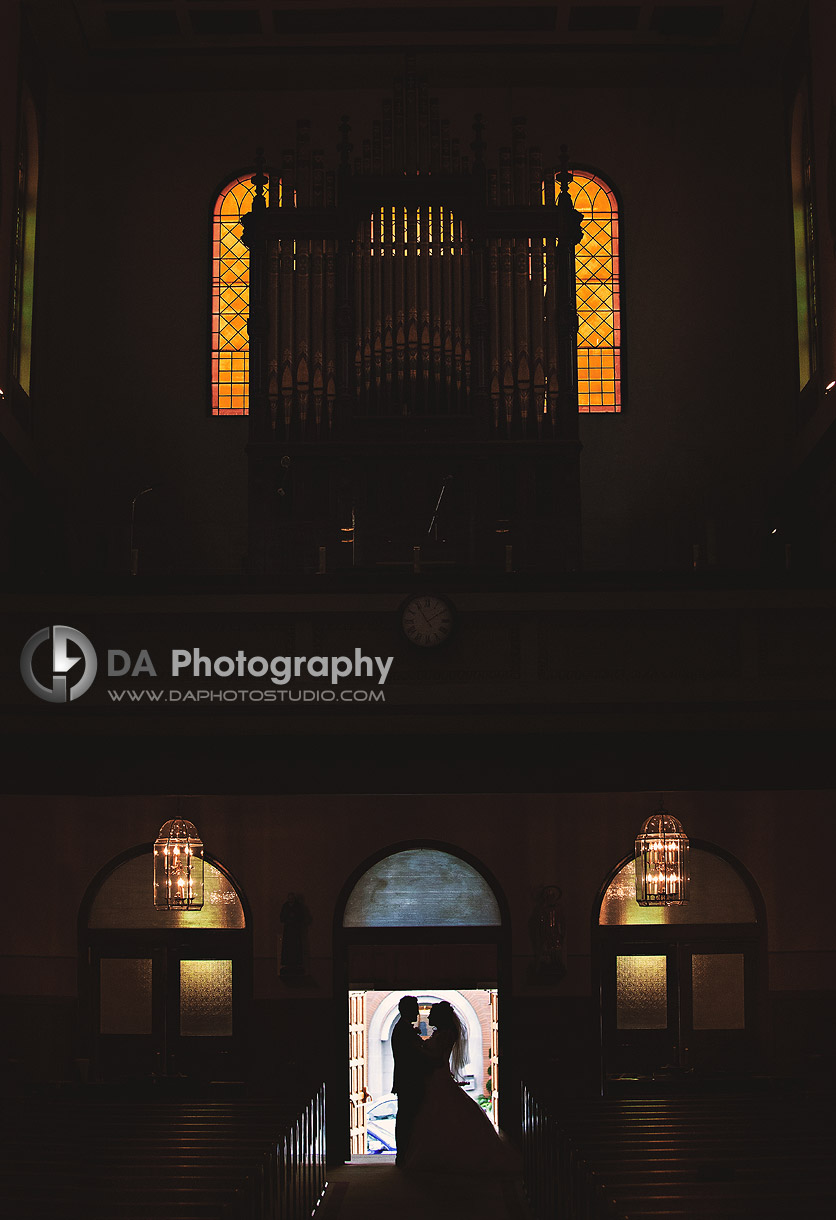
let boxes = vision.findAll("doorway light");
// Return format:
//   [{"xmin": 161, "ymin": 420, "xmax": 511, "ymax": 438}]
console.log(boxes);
[
  {"xmin": 634, "ymin": 801, "xmax": 690, "ymax": 907},
  {"xmin": 154, "ymin": 816, "xmax": 204, "ymax": 910}
]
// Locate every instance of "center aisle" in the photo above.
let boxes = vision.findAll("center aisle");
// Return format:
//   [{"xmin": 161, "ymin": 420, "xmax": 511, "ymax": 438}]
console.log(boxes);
[{"xmin": 318, "ymin": 1155, "xmax": 532, "ymax": 1220}]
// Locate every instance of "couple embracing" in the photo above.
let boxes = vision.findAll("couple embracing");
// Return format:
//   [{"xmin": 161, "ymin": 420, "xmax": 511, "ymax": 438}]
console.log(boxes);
[{"xmin": 391, "ymin": 995, "xmax": 520, "ymax": 1174}]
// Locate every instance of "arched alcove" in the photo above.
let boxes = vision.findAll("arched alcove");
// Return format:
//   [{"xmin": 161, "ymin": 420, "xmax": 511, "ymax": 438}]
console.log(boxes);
[
  {"xmin": 593, "ymin": 839, "xmax": 767, "ymax": 1092},
  {"xmin": 79, "ymin": 844, "xmax": 252, "ymax": 1083},
  {"xmin": 332, "ymin": 840, "xmax": 510, "ymax": 1163}
]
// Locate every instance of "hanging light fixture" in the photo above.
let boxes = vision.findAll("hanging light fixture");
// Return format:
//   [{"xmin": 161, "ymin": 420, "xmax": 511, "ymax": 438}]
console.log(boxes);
[
  {"xmin": 154, "ymin": 816, "xmax": 204, "ymax": 910},
  {"xmin": 634, "ymin": 801, "xmax": 690, "ymax": 907}
]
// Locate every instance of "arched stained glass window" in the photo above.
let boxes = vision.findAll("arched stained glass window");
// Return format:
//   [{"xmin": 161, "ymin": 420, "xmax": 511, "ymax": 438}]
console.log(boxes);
[
  {"xmin": 11, "ymin": 89, "xmax": 39, "ymax": 395},
  {"xmin": 211, "ymin": 173, "xmax": 260, "ymax": 416},
  {"xmin": 212, "ymin": 167, "xmax": 620, "ymax": 418},
  {"xmin": 551, "ymin": 171, "xmax": 621, "ymax": 412},
  {"xmin": 343, "ymin": 848, "xmax": 501, "ymax": 927},
  {"xmin": 790, "ymin": 85, "xmax": 817, "ymax": 391}
]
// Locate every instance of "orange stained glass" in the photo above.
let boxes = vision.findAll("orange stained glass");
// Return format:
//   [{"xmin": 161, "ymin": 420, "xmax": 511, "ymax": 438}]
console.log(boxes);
[
  {"xmin": 551, "ymin": 172, "xmax": 621, "ymax": 413},
  {"xmin": 212, "ymin": 170, "xmax": 620, "ymax": 415},
  {"xmin": 211, "ymin": 174, "xmax": 259, "ymax": 415}
]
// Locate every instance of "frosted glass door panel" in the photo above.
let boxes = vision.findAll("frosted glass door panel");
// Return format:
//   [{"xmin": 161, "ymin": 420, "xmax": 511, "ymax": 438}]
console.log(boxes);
[
  {"xmin": 100, "ymin": 958, "xmax": 152, "ymax": 1035},
  {"xmin": 692, "ymin": 953, "xmax": 745, "ymax": 1029},
  {"xmin": 616, "ymin": 955, "xmax": 667, "ymax": 1029},
  {"xmin": 180, "ymin": 959, "xmax": 233, "ymax": 1036}
]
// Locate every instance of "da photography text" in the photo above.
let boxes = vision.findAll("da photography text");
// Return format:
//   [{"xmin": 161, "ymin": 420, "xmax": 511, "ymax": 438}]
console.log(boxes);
[
  {"xmin": 20, "ymin": 625, "xmax": 394, "ymax": 706},
  {"xmin": 112, "ymin": 647, "xmax": 393, "ymax": 686}
]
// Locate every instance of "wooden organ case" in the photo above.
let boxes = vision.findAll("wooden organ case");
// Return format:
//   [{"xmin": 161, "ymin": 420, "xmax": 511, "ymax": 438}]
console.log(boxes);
[{"xmin": 243, "ymin": 68, "xmax": 584, "ymax": 574}]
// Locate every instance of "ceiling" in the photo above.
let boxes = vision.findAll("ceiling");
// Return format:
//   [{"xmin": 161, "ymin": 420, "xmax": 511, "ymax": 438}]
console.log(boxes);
[
  {"xmin": 23, "ymin": 0, "xmax": 806, "ymax": 54},
  {"xmin": 20, "ymin": 0, "xmax": 807, "ymax": 93}
]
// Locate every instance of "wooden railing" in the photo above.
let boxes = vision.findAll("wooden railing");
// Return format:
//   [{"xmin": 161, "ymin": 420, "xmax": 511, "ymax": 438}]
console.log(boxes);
[
  {"xmin": 521, "ymin": 1082, "xmax": 835, "ymax": 1219},
  {"xmin": 0, "ymin": 1083, "xmax": 326, "ymax": 1220}
]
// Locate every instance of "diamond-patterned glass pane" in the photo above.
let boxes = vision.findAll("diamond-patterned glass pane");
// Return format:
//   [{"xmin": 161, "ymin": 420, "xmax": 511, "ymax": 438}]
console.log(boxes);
[
  {"xmin": 212, "ymin": 175, "xmax": 259, "ymax": 415},
  {"xmin": 560, "ymin": 172, "xmax": 621, "ymax": 413}
]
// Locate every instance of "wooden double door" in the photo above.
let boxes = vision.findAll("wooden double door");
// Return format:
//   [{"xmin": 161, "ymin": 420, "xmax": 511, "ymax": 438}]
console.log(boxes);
[
  {"xmin": 600, "ymin": 929, "xmax": 764, "ymax": 1087},
  {"xmin": 86, "ymin": 931, "xmax": 251, "ymax": 1082}
]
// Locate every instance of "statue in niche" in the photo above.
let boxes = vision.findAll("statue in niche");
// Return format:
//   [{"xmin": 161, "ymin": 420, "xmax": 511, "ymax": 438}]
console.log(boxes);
[
  {"xmin": 528, "ymin": 885, "xmax": 567, "ymax": 984},
  {"xmin": 279, "ymin": 892, "xmax": 311, "ymax": 982}
]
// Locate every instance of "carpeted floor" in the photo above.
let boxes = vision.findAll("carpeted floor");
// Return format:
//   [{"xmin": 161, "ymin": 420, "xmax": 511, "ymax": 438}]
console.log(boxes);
[{"xmin": 316, "ymin": 1155, "xmax": 533, "ymax": 1220}]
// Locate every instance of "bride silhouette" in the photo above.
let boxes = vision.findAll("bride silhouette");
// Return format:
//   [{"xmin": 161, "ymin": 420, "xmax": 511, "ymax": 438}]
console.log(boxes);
[{"xmin": 401, "ymin": 1000, "xmax": 520, "ymax": 1174}]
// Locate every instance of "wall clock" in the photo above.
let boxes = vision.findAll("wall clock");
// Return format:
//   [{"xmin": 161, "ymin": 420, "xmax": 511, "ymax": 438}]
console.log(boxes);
[{"xmin": 400, "ymin": 593, "xmax": 456, "ymax": 648}]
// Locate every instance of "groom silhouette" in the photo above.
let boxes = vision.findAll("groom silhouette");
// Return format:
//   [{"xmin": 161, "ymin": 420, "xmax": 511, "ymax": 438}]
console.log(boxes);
[{"xmin": 391, "ymin": 995, "xmax": 429, "ymax": 1164}]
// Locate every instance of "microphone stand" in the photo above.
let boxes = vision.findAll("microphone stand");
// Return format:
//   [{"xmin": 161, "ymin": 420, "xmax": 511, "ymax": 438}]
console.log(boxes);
[
  {"xmin": 426, "ymin": 476, "xmax": 453, "ymax": 540},
  {"xmin": 130, "ymin": 486, "xmax": 157, "ymax": 576}
]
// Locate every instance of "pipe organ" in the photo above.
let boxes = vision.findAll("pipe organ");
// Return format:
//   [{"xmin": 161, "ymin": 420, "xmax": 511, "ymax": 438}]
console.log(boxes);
[{"xmin": 243, "ymin": 64, "xmax": 583, "ymax": 573}]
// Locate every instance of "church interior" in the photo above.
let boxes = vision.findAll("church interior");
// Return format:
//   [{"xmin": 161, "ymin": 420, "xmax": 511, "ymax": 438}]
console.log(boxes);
[{"xmin": 1, "ymin": 1, "xmax": 835, "ymax": 1216}]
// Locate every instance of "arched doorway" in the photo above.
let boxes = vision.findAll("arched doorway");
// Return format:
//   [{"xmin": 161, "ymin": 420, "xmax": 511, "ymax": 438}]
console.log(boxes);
[
  {"xmin": 78, "ymin": 844, "xmax": 253, "ymax": 1082},
  {"xmin": 594, "ymin": 839, "xmax": 767, "ymax": 1093},
  {"xmin": 332, "ymin": 841, "xmax": 511, "ymax": 1162}
]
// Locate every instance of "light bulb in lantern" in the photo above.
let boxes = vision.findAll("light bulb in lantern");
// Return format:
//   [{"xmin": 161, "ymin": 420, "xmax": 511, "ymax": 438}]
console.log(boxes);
[
  {"xmin": 634, "ymin": 807, "xmax": 690, "ymax": 907},
  {"xmin": 154, "ymin": 818, "xmax": 204, "ymax": 911}
]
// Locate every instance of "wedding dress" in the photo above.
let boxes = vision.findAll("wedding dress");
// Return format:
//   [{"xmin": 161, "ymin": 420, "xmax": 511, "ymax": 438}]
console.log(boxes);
[{"xmin": 402, "ymin": 1030, "xmax": 521, "ymax": 1174}]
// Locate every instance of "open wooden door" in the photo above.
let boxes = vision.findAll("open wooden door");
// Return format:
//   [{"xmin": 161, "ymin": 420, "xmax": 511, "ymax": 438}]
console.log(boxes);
[
  {"xmin": 489, "ymin": 987, "xmax": 500, "ymax": 1127},
  {"xmin": 348, "ymin": 990, "xmax": 368, "ymax": 1155}
]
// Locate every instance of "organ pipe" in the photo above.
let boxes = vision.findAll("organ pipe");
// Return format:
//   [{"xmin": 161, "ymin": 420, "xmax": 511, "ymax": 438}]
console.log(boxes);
[{"xmin": 242, "ymin": 84, "xmax": 582, "ymax": 443}]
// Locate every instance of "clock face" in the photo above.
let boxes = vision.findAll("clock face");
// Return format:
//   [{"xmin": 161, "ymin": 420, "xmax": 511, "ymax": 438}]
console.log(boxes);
[{"xmin": 401, "ymin": 594, "xmax": 456, "ymax": 648}]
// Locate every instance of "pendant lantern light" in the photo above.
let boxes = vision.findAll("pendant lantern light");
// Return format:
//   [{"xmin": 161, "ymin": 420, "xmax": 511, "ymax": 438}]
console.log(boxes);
[
  {"xmin": 634, "ymin": 802, "xmax": 690, "ymax": 907},
  {"xmin": 154, "ymin": 816, "xmax": 204, "ymax": 910}
]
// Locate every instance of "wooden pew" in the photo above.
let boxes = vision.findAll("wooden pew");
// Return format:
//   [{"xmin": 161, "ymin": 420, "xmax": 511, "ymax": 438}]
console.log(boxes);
[
  {"xmin": 520, "ymin": 1082, "xmax": 835, "ymax": 1220},
  {"xmin": 0, "ymin": 1084, "xmax": 327, "ymax": 1220}
]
